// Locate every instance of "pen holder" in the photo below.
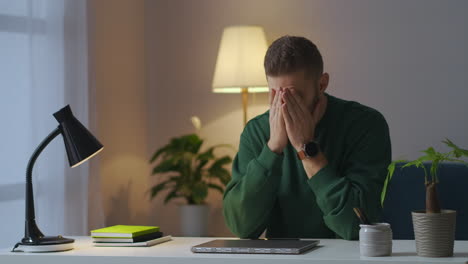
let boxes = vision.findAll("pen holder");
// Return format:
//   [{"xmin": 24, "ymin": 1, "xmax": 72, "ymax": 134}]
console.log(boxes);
[{"xmin": 359, "ymin": 223, "xmax": 392, "ymax": 257}]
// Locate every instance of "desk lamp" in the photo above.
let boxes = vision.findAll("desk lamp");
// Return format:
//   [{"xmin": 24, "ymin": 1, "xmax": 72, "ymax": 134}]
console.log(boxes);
[{"xmin": 13, "ymin": 105, "xmax": 103, "ymax": 252}]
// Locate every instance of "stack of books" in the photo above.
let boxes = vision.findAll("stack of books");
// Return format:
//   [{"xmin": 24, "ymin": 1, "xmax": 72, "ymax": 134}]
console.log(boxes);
[{"xmin": 91, "ymin": 225, "xmax": 171, "ymax": 247}]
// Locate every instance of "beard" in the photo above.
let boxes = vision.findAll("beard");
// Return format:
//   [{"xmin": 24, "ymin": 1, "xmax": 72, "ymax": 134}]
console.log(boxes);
[
  {"xmin": 310, "ymin": 96, "xmax": 319, "ymax": 112},
  {"xmin": 309, "ymin": 88, "xmax": 321, "ymax": 113}
]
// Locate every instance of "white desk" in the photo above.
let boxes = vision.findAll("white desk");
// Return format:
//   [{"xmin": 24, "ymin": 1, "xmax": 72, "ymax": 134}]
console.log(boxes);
[{"xmin": 1, "ymin": 237, "xmax": 467, "ymax": 264}]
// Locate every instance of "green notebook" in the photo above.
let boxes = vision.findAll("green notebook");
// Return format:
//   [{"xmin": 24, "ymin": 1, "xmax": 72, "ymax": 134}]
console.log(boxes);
[{"xmin": 91, "ymin": 225, "xmax": 160, "ymax": 238}]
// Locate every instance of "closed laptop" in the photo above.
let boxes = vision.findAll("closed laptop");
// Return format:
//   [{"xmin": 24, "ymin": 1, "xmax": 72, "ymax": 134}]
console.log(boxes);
[{"xmin": 192, "ymin": 239, "xmax": 320, "ymax": 254}]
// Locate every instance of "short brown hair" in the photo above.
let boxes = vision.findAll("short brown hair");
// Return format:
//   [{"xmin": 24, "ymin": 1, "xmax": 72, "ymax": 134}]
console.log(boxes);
[{"xmin": 264, "ymin": 36, "xmax": 323, "ymax": 78}]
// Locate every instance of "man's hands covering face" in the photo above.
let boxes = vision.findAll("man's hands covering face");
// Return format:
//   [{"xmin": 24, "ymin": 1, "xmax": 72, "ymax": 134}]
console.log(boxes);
[
  {"xmin": 268, "ymin": 88, "xmax": 324, "ymax": 154},
  {"xmin": 282, "ymin": 88, "xmax": 323, "ymax": 152}
]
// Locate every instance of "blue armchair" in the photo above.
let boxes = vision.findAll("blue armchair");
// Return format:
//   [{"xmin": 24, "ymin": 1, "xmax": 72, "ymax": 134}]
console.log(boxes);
[{"xmin": 381, "ymin": 162, "xmax": 468, "ymax": 240}]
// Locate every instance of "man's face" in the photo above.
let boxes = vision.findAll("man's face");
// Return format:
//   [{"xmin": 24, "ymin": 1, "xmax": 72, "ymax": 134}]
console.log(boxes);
[{"xmin": 267, "ymin": 70, "xmax": 326, "ymax": 112}]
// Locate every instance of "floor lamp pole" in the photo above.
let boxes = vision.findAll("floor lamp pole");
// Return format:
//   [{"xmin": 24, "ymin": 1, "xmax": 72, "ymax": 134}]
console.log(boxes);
[{"xmin": 241, "ymin": 88, "xmax": 249, "ymax": 126}]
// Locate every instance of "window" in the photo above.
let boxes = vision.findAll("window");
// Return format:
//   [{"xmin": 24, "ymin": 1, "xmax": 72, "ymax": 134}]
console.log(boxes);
[{"xmin": 0, "ymin": 0, "xmax": 90, "ymax": 248}]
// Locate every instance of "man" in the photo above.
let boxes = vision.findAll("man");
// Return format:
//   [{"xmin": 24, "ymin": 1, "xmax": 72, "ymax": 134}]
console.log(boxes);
[{"xmin": 222, "ymin": 36, "xmax": 391, "ymax": 240}]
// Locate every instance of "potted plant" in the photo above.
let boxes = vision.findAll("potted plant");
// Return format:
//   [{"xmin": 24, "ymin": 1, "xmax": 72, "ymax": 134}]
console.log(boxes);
[
  {"xmin": 149, "ymin": 117, "xmax": 233, "ymax": 237},
  {"xmin": 381, "ymin": 139, "xmax": 468, "ymax": 257}
]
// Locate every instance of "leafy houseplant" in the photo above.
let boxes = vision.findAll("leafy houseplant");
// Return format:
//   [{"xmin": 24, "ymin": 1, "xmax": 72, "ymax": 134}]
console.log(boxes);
[
  {"xmin": 149, "ymin": 117, "xmax": 233, "ymax": 237},
  {"xmin": 149, "ymin": 133, "xmax": 232, "ymax": 205},
  {"xmin": 381, "ymin": 139, "xmax": 468, "ymax": 213},
  {"xmin": 381, "ymin": 138, "xmax": 468, "ymax": 257}
]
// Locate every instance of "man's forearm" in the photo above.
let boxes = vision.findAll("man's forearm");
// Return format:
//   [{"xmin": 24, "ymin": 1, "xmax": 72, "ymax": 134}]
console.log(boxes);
[{"xmin": 223, "ymin": 144, "xmax": 283, "ymax": 238}]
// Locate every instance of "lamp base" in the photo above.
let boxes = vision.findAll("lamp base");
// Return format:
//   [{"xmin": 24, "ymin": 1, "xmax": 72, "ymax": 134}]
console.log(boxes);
[{"xmin": 15, "ymin": 236, "xmax": 74, "ymax": 252}]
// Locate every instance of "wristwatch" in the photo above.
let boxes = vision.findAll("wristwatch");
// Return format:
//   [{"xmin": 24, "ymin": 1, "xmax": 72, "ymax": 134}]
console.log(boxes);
[{"xmin": 297, "ymin": 141, "xmax": 320, "ymax": 160}]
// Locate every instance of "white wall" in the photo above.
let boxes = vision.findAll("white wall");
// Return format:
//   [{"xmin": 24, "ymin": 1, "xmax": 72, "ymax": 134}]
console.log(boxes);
[{"xmin": 145, "ymin": 0, "xmax": 468, "ymax": 236}]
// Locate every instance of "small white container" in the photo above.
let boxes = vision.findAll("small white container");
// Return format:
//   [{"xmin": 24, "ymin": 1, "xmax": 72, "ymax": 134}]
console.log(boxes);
[{"xmin": 359, "ymin": 223, "xmax": 392, "ymax": 257}]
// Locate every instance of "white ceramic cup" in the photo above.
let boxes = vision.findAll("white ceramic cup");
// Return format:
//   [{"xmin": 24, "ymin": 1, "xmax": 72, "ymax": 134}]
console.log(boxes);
[{"xmin": 359, "ymin": 223, "xmax": 392, "ymax": 257}]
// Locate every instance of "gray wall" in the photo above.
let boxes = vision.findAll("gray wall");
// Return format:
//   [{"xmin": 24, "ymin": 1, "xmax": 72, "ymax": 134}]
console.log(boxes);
[
  {"xmin": 90, "ymin": 0, "xmax": 151, "ymax": 229},
  {"xmin": 145, "ymin": 0, "xmax": 468, "ymax": 236}
]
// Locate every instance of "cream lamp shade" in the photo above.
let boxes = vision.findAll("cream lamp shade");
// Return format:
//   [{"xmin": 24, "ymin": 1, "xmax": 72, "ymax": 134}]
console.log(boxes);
[{"xmin": 212, "ymin": 25, "xmax": 269, "ymax": 125}]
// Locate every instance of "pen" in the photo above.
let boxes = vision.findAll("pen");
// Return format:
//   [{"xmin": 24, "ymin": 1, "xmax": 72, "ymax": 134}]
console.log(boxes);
[
  {"xmin": 256, "ymin": 238, "xmax": 300, "ymax": 240},
  {"xmin": 353, "ymin": 207, "xmax": 371, "ymax": 225}
]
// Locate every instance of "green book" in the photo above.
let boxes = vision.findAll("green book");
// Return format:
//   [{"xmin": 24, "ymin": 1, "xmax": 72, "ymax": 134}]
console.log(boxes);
[{"xmin": 91, "ymin": 225, "xmax": 160, "ymax": 238}]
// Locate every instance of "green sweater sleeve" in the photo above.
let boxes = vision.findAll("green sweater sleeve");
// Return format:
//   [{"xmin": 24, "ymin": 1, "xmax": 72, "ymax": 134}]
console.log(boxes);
[
  {"xmin": 308, "ymin": 113, "xmax": 391, "ymax": 240},
  {"xmin": 223, "ymin": 134, "xmax": 283, "ymax": 238}
]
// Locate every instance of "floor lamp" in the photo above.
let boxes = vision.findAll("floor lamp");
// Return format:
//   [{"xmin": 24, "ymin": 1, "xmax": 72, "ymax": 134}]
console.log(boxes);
[{"xmin": 212, "ymin": 25, "xmax": 269, "ymax": 126}]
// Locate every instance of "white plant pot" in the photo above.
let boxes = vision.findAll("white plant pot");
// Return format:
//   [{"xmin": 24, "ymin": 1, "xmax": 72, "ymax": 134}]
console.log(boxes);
[
  {"xmin": 180, "ymin": 204, "xmax": 209, "ymax": 237},
  {"xmin": 412, "ymin": 209, "xmax": 456, "ymax": 257}
]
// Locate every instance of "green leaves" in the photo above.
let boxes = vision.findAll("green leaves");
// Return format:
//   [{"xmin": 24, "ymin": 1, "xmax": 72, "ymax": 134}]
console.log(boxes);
[
  {"xmin": 381, "ymin": 160, "xmax": 406, "ymax": 207},
  {"xmin": 422, "ymin": 147, "xmax": 437, "ymax": 158},
  {"xmin": 150, "ymin": 134, "xmax": 203, "ymax": 162},
  {"xmin": 150, "ymin": 179, "xmax": 171, "ymax": 198},
  {"xmin": 208, "ymin": 155, "xmax": 232, "ymax": 185},
  {"xmin": 191, "ymin": 182, "xmax": 209, "ymax": 204},
  {"xmin": 164, "ymin": 190, "xmax": 181, "ymax": 204},
  {"xmin": 207, "ymin": 183, "xmax": 225, "ymax": 195},
  {"xmin": 149, "ymin": 133, "xmax": 233, "ymax": 205},
  {"xmin": 443, "ymin": 138, "xmax": 468, "ymax": 159},
  {"xmin": 151, "ymin": 159, "xmax": 179, "ymax": 175}
]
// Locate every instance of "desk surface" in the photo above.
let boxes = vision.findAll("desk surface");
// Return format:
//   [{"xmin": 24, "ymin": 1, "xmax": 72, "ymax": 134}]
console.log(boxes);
[{"xmin": 1, "ymin": 237, "xmax": 467, "ymax": 264}]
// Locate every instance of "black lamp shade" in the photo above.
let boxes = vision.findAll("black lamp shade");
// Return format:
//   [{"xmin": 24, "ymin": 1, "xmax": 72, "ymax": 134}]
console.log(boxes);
[{"xmin": 53, "ymin": 105, "xmax": 103, "ymax": 168}]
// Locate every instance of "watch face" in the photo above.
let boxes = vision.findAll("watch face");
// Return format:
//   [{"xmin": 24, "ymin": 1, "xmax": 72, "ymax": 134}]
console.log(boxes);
[{"xmin": 305, "ymin": 142, "xmax": 319, "ymax": 157}]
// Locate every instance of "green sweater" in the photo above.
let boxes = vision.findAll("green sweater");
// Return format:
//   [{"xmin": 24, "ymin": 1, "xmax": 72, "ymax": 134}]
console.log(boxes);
[{"xmin": 223, "ymin": 93, "xmax": 391, "ymax": 240}]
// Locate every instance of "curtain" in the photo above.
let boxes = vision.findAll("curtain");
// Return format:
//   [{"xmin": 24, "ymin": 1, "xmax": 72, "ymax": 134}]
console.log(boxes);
[{"xmin": 0, "ymin": 0, "xmax": 101, "ymax": 247}]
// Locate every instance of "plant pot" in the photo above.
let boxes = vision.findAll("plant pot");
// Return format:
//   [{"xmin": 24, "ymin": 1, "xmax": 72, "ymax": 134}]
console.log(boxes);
[
  {"xmin": 412, "ymin": 210, "xmax": 456, "ymax": 257},
  {"xmin": 180, "ymin": 204, "xmax": 209, "ymax": 237}
]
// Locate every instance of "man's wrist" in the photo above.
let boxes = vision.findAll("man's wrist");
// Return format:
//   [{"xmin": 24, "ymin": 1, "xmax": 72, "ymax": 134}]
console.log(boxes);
[
  {"xmin": 295, "ymin": 135, "xmax": 315, "ymax": 152},
  {"xmin": 267, "ymin": 141, "xmax": 283, "ymax": 154},
  {"xmin": 296, "ymin": 139, "xmax": 319, "ymax": 158},
  {"xmin": 302, "ymin": 152, "xmax": 328, "ymax": 179}
]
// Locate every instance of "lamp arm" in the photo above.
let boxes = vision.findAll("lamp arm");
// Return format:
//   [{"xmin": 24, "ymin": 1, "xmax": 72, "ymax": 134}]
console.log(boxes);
[{"xmin": 24, "ymin": 126, "xmax": 61, "ymax": 241}]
